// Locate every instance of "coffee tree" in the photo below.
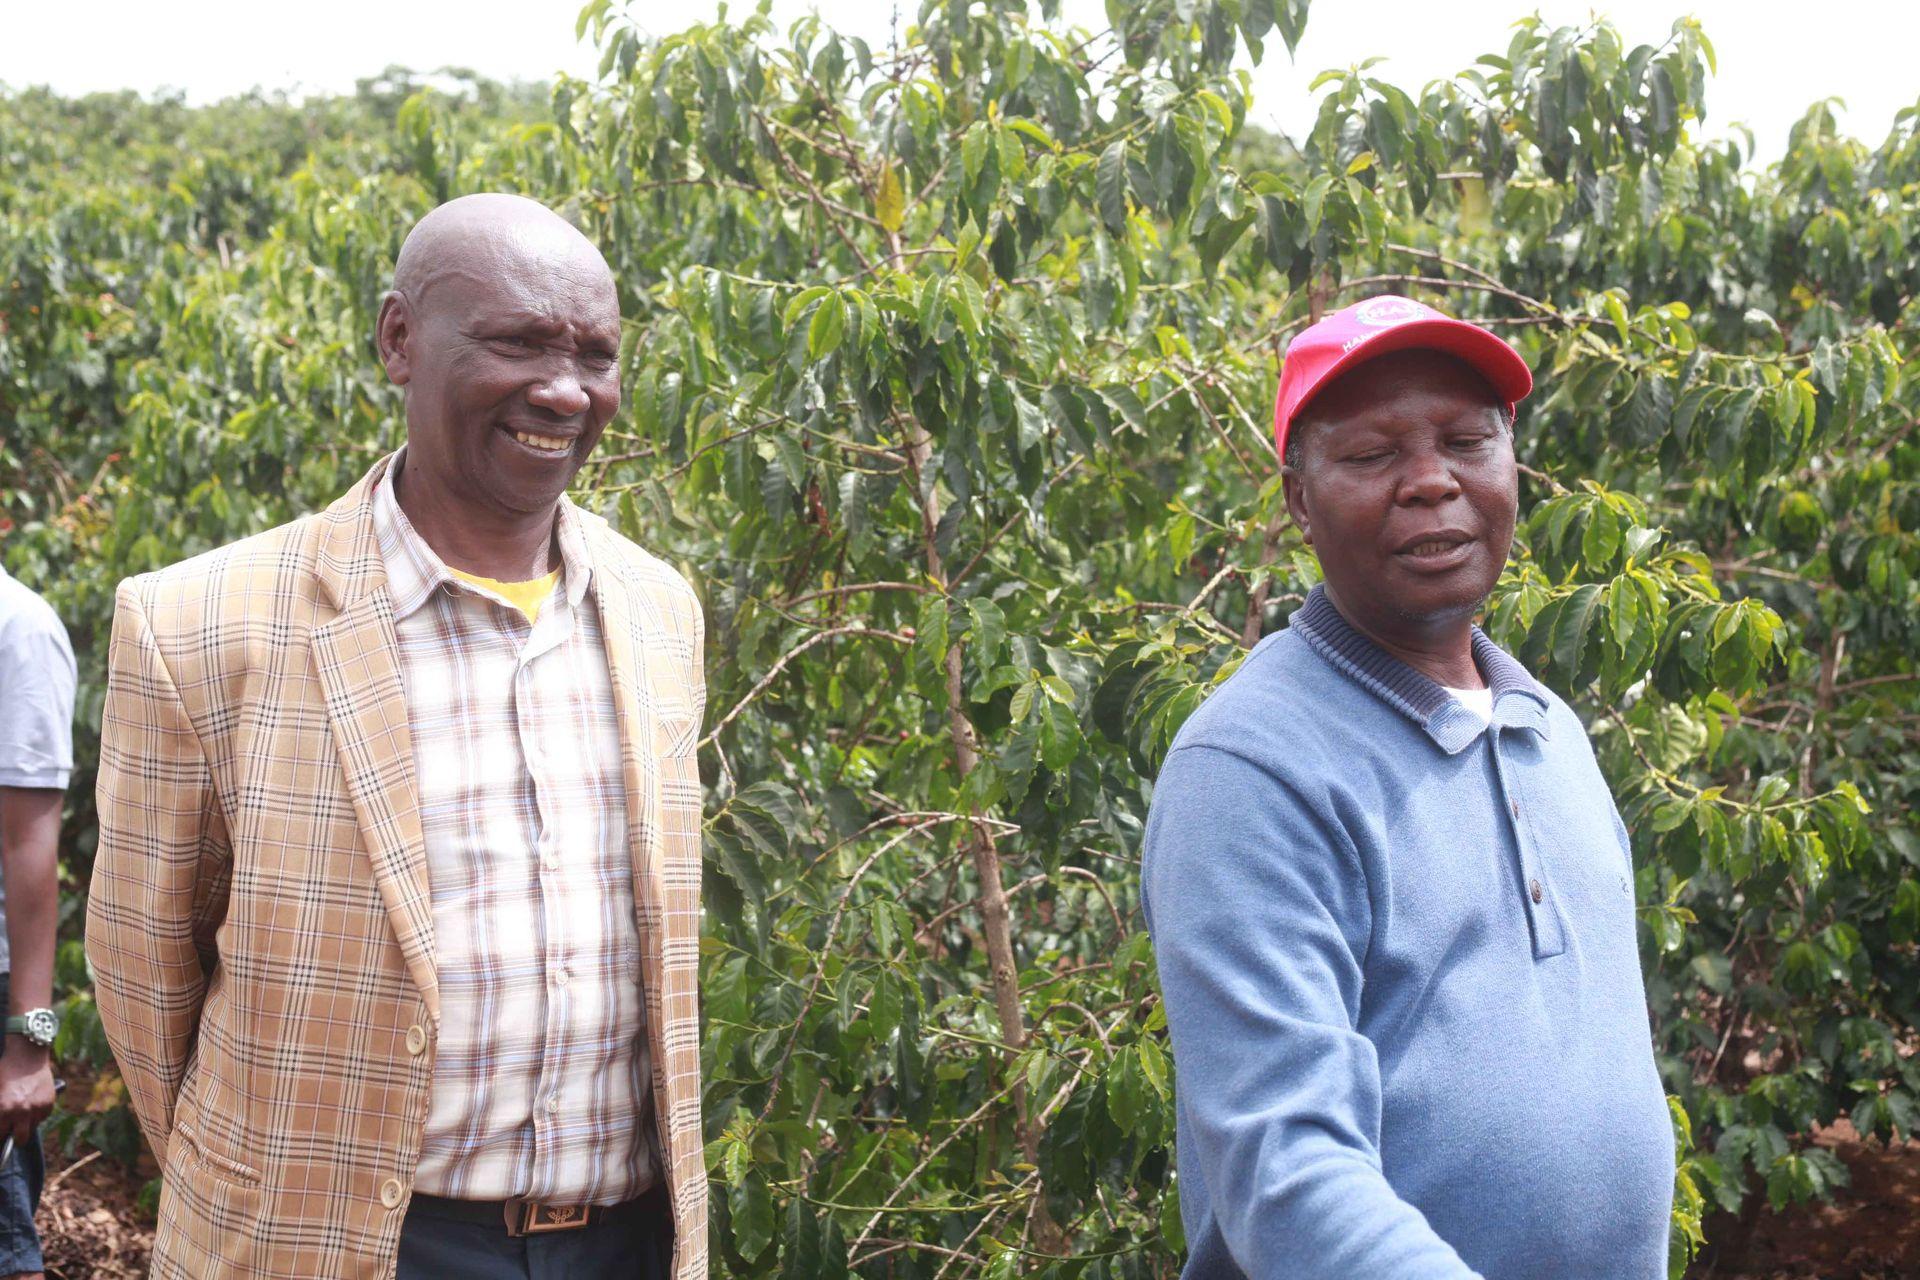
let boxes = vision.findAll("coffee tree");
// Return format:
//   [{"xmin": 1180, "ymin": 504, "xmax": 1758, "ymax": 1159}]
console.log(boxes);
[{"xmin": 3, "ymin": 2, "xmax": 1916, "ymax": 1276}]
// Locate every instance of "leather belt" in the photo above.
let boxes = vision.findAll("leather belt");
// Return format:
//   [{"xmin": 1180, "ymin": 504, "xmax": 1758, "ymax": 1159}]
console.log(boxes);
[{"xmin": 407, "ymin": 1185, "xmax": 664, "ymax": 1238}]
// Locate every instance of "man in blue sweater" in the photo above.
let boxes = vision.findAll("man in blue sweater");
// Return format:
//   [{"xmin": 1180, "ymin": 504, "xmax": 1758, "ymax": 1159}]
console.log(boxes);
[{"xmin": 1142, "ymin": 296, "xmax": 1673, "ymax": 1279}]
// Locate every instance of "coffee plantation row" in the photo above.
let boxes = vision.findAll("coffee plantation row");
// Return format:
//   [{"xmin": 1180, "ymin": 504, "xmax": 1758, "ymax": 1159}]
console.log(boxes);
[{"xmin": 2, "ymin": 2, "xmax": 1916, "ymax": 1275}]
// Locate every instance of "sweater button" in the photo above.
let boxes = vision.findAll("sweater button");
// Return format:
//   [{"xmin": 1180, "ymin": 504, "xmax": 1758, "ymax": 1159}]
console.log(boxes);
[{"xmin": 1529, "ymin": 878, "xmax": 1544, "ymax": 904}]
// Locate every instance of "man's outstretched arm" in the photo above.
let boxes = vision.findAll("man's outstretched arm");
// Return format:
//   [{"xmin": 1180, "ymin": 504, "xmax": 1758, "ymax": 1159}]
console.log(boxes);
[
  {"xmin": 86, "ymin": 582, "xmax": 228, "ymax": 1164},
  {"xmin": 1143, "ymin": 743, "xmax": 1481, "ymax": 1280}
]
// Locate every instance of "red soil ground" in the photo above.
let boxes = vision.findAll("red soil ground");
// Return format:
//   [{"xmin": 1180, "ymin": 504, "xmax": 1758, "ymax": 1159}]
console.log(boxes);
[{"xmin": 28, "ymin": 1122, "xmax": 1920, "ymax": 1278}]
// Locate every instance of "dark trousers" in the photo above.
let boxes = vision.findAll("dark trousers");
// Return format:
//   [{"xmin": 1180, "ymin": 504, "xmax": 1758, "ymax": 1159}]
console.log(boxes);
[
  {"xmin": 397, "ymin": 1186, "xmax": 670, "ymax": 1280},
  {"xmin": 0, "ymin": 973, "xmax": 46, "ymax": 1278}
]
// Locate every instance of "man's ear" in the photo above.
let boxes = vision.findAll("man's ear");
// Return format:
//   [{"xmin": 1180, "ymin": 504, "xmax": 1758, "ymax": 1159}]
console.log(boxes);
[
  {"xmin": 376, "ymin": 291, "xmax": 413, "ymax": 386},
  {"xmin": 1282, "ymin": 466, "xmax": 1312, "ymax": 546}
]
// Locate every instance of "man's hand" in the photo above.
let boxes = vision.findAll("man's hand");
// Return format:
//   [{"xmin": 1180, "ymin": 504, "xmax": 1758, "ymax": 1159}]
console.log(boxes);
[{"xmin": 0, "ymin": 1042, "xmax": 55, "ymax": 1149}]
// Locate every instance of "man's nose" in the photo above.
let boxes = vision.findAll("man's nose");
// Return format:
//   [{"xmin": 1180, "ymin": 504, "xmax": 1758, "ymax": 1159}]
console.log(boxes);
[
  {"xmin": 528, "ymin": 367, "xmax": 591, "ymax": 417},
  {"xmin": 1397, "ymin": 447, "xmax": 1461, "ymax": 505}
]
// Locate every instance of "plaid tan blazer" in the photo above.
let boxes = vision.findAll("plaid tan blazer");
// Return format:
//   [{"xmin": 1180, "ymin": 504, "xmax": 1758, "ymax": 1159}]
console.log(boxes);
[{"xmin": 87, "ymin": 456, "xmax": 708, "ymax": 1279}]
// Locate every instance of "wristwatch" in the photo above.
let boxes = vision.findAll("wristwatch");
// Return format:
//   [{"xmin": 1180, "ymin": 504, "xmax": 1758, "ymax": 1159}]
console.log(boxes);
[{"xmin": 4, "ymin": 1009, "xmax": 57, "ymax": 1049}]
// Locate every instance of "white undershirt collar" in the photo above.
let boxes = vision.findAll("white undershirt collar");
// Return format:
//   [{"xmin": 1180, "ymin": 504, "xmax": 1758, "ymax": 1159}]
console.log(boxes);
[{"xmin": 1443, "ymin": 683, "xmax": 1494, "ymax": 728}]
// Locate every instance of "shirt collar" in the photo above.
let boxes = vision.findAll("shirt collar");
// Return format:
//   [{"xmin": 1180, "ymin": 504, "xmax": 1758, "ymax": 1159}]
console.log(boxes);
[
  {"xmin": 371, "ymin": 448, "xmax": 593, "ymax": 622},
  {"xmin": 1287, "ymin": 583, "xmax": 1552, "ymax": 754}
]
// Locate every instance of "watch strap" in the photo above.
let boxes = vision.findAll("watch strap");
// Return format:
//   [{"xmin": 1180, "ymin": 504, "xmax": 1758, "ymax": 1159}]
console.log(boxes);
[{"xmin": 4, "ymin": 1010, "xmax": 57, "ymax": 1046}]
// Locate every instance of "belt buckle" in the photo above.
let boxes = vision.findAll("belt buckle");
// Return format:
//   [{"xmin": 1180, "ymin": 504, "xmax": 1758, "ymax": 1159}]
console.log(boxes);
[{"xmin": 504, "ymin": 1200, "xmax": 593, "ymax": 1237}]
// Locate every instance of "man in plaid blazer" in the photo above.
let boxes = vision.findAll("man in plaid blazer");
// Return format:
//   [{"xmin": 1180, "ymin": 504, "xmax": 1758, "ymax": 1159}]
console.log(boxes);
[{"xmin": 88, "ymin": 195, "xmax": 708, "ymax": 1279}]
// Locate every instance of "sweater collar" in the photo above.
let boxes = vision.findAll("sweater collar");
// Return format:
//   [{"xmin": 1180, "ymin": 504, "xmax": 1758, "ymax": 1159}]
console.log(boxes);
[{"xmin": 1288, "ymin": 584, "xmax": 1551, "ymax": 755}]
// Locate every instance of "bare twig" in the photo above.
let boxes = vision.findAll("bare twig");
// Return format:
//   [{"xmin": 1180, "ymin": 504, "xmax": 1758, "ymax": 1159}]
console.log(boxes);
[
  {"xmin": 1183, "ymin": 559, "xmax": 1238, "ymax": 614},
  {"xmin": 951, "ymin": 455, "xmax": 1087, "ymax": 588},
  {"xmin": 1059, "ymin": 865, "xmax": 1126, "ymax": 940},
  {"xmin": 43, "ymin": 1148, "xmax": 102, "ymax": 1196},
  {"xmin": 756, "ymin": 818, "xmax": 944, "ymax": 1121},
  {"xmin": 1180, "ymin": 377, "xmax": 1261, "ymax": 483},
  {"xmin": 846, "ymin": 1085, "xmax": 1022, "ymax": 1258},
  {"xmin": 853, "ymin": 1239, "xmax": 988, "ymax": 1267},
  {"xmin": 781, "ymin": 580, "xmax": 935, "ymax": 609},
  {"xmin": 1516, "ymin": 461, "xmax": 1569, "ymax": 494},
  {"xmin": 917, "ymin": 871, "xmax": 1048, "ymax": 943},
  {"xmin": 1829, "ymin": 671, "xmax": 1916, "ymax": 695},
  {"xmin": 700, "ymin": 624, "xmax": 910, "ymax": 748},
  {"xmin": 1385, "ymin": 242, "xmax": 1533, "ymax": 298}
]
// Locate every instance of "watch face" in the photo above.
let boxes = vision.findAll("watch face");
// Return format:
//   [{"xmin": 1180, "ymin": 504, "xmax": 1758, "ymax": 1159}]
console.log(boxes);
[{"xmin": 23, "ymin": 1009, "xmax": 56, "ymax": 1046}]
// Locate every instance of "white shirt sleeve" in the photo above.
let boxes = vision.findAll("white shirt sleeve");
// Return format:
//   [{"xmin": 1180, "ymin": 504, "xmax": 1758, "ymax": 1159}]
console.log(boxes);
[{"xmin": 0, "ymin": 600, "xmax": 79, "ymax": 790}]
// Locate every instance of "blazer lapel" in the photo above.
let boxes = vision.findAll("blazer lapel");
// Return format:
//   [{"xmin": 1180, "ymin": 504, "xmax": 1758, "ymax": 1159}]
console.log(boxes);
[
  {"xmin": 589, "ymin": 540, "xmax": 669, "ymax": 990},
  {"xmin": 313, "ymin": 593, "xmax": 438, "ymax": 1021},
  {"xmin": 309, "ymin": 461, "xmax": 439, "ymax": 1021}
]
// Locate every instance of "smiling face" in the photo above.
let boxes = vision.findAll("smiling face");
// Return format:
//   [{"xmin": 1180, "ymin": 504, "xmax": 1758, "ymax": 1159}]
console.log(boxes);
[
  {"xmin": 1282, "ymin": 348, "xmax": 1519, "ymax": 647},
  {"xmin": 377, "ymin": 199, "xmax": 621, "ymax": 521}
]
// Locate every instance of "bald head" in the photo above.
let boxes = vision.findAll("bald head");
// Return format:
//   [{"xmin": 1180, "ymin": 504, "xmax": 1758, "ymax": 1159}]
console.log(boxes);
[
  {"xmin": 375, "ymin": 194, "xmax": 624, "ymax": 541},
  {"xmin": 392, "ymin": 193, "xmax": 613, "ymax": 311}
]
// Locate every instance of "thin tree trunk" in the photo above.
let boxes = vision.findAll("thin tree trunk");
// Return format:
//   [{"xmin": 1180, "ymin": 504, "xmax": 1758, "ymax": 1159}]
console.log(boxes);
[
  {"xmin": 1241, "ymin": 278, "xmax": 1329, "ymax": 645},
  {"xmin": 903, "ymin": 416, "xmax": 1067, "ymax": 1252},
  {"xmin": 1802, "ymin": 628, "xmax": 1843, "ymax": 796},
  {"xmin": 1239, "ymin": 501, "xmax": 1289, "ymax": 648}
]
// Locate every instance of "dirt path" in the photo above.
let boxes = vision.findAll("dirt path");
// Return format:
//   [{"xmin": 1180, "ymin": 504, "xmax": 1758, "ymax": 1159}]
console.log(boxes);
[
  {"xmin": 34, "ymin": 1144, "xmax": 153, "ymax": 1279},
  {"xmin": 29, "ymin": 1123, "xmax": 1920, "ymax": 1277},
  {"xmin": 1696, "ymin": 1122, "xmax": 1920, "ymax": 1280}
]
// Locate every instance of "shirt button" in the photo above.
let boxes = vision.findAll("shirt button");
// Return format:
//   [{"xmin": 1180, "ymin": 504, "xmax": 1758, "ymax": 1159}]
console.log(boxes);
[
  {"xmin": 543, "ymin": 853, "xmax": 560, "ymax": 872},
  {"xmin": 1510, "ymin": 799, "xmax": 1521, "ymax": 820},
  {"xmin": 380, "ymin": 1178, "xmax": 406, "ymax": 1209},
  {"xmin": 546, "ymin": 1093, "xmax": 561, "ymax": 1113},
  {"xmin": 405, "ymin": 1024, "xmax": 427, "ymax": 1056},
  {"xmin": 1529, "ymin": 878, "xmax": 1544, "ymax": 904},
  {"xmin": 552, "ymin": 967, "xmax": 570, "ymax": 988}
]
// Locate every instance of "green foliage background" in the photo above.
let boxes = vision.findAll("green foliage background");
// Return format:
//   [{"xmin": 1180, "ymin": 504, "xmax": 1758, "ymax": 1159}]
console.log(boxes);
[{"xmin": 4, "ymin": 3, "xmax": 1918, "ymax": 1275}]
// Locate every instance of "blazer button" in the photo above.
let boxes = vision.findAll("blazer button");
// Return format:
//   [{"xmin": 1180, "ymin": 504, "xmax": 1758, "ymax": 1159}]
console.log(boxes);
[
  {"xmin": 380, "ymin": 1177, "xmax": 406, "ymax": 1209},
  {"xmin": 406, "ymin": 1024, "xmax": 428, "ymax": 1056},
  {"xmin": 1529, "ymin": 878, "xmax": 1544, "ymax": 904}
]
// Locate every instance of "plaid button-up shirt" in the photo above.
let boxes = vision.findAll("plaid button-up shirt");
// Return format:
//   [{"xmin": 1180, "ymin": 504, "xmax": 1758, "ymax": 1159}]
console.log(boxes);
[{"xmin": 373, "ymin": 459, "xmax": 657, "ymax": 1204}]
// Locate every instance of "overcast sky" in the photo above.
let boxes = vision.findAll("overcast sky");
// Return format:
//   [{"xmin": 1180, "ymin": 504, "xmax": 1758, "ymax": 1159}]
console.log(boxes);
[{"xmin": 6, "ymin": 1, "xmax": 1915, "ymax": 164}]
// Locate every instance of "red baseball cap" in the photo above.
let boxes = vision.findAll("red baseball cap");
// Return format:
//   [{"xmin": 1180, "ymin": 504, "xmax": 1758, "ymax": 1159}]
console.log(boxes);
[{"xmin": 1271, "ymin": 294, "xmax": 1533, "ymax": 463}]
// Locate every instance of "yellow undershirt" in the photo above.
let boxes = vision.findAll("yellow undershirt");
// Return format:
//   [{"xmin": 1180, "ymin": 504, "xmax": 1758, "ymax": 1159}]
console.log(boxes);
[{"xmin": 449, "ymin": 567, "xmax": 561, "ymax": 624}]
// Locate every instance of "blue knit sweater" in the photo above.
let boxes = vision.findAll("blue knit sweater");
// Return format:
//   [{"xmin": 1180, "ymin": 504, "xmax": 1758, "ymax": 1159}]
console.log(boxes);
[{"xmin": 1142, "ymin": 587, "xmax": 1673, "ymax": 1279}]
